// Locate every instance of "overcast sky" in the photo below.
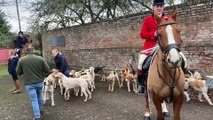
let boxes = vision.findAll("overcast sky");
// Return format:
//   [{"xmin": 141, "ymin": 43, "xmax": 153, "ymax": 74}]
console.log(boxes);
[
  {"xmin": 1, "ymin": 0, "xmax": 182, "ymax": 34},
  {"xmin": 1, "ymin": 0, "xmax": 34, "ymax": 33}
]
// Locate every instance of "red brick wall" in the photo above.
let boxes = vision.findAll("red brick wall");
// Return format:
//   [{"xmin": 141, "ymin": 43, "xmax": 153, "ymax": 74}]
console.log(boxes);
[
  {"xmin": 42, "ymin": 0, "xmax": 213, "ymax": 74},
  {"xmin": 0, "ymin": 48, "xmax": 12, "ymax": 64}
]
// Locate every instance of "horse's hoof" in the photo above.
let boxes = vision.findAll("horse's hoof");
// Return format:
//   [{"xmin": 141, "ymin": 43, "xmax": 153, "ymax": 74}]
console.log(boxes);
[
  {"xmin": 163, "ymin": 112, "xmax": 170, "ymax": 117},
  {"xmin": 144, "ymin": 116, "xmax": 151, "ymax": 120}
]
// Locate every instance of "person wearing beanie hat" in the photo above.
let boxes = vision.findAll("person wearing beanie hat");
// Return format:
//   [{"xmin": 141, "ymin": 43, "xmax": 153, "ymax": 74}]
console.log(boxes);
[
  {"xmin": 137, "ymin": 0, "xmax": 188, "ymax": 94},
  {"xmin": 17, "ymin": 46, "xmax": 50, "ymax": 120}
]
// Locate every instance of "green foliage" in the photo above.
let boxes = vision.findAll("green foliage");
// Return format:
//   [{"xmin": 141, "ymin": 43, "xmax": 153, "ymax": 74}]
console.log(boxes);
[
  {"xmin": 131, "ymin": 51, "xmax": 136, "ymax": 62},
  {"xmin": 29, "ymin": 0, "xmax": 186, "ymax": 31},
  {"xmin": 45, "ymin": 57, "xmax": 56, "ymax": 69},
  {"xmin": 28, "ymin": 0, "xmax": 188, "ymax": 44},
  {"xmin": 0, "ymin": 64, "xmax": 8, "ymax": 78},
  {"xmin": 34, "ymin": 49, "xmax": 42, "ymax": 56},
  {"xmin": 0, "ymin": 10, "xmax": 13, "ymax": 48},
  {"xmin": 0, "ymin": 33, "xmax": 12, "ymax": 48}
]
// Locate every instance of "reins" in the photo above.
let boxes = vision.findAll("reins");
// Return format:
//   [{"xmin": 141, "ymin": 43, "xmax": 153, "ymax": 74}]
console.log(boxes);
[{"xmin": 156, "ymin": 52, "xmax": 181, "ymax": 103}]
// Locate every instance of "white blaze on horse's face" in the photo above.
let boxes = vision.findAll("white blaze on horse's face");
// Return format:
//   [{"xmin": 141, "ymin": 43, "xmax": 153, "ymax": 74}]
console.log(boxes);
[{"xmin": 165, "ymin": 25, "xmax": 182, "ymax": 68}]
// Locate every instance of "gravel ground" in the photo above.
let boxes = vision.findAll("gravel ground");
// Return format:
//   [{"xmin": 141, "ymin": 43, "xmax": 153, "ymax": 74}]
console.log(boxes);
[{"xmin": 0, "ymin": 75, "xmax": 213, "ymax": 120}]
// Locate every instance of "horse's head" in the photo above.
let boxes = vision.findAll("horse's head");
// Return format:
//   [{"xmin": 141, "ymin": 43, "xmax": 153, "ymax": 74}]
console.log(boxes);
[{"xmin": 155, "ymin": 9, "xmax": 182, "ymax": 68}]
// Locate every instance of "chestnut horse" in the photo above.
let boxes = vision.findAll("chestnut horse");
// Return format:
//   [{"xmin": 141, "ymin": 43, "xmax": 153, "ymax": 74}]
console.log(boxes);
[{"xmin": 143, "ymin": 9, "xmax": 185, "ymax": 120}]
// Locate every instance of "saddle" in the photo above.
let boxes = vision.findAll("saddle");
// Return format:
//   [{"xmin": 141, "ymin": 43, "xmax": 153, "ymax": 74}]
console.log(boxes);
[
  {"xmin": 142, "ymin": 55, "xmax": 153, "ymax": 71},
  {"xmin": 141, "ymin": 52, "xmax": 157, "ymax": 83},
  {"xmin": 142, "ymin": 51, "xmax": 156, "ymax": 72}
]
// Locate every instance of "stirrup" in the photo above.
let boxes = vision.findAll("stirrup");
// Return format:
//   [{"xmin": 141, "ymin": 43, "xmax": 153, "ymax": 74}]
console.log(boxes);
[{"xmin": 138, "ymin": 85, "xmax": 144, "ymax": 93}]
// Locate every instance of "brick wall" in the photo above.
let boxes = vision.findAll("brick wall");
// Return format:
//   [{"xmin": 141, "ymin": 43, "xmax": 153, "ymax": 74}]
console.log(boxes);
[{"xmin": 42, "ymin": 0, "xmax": 213, "ymax": 74}]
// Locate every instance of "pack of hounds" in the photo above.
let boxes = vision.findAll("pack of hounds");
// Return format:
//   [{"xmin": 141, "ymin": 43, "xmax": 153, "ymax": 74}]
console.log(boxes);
[
  {"xmin": 184, "ymin": 69, "xmax": 213, "ymax": 106},
  {"xmin": 42, "ymin": 65, "xmax": 213, "ymax": 106}
]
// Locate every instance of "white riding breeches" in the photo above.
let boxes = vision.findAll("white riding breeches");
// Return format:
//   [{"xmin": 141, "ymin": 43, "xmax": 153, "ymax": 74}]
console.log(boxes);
[
  {"xmin": 137, "ymin": 51, "xmax": 188, "ymax": 70},
  {"xmin": 137, "ymin": 53, "xmax": 148, "ymax": 70}
]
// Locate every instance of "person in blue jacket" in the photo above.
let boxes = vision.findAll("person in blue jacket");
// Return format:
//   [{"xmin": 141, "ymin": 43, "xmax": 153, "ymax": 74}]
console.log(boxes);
[
  {"xmin": 8, "ymin": 50, "xmax": 21, "ymax": 94},
  {"xmin": 52, "ymin": 49, "xmax": 70, "ymax": 77}
]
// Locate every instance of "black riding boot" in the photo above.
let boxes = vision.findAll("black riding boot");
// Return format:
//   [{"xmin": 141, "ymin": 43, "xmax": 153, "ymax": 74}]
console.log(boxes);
[{"xmin": 137, "ymin": 74, "xmax": 144, "ymax": 93}]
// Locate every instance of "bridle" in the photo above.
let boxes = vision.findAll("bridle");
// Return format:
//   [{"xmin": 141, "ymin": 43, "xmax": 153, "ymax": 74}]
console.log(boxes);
[
  {"xmin": 156, "ymin": 22, "xmax": 182, "ymax": 103},
  {"xmin": 157, "ymin": 22, "xmax": 181, "ymax": 54},
  {"xmin": 156, "ymin": 52, "xmax": 181, "ymax": 103}
]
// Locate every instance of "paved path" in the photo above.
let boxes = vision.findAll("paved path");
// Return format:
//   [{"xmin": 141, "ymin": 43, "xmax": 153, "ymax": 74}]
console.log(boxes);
[{"xmin": 0, "ymin": 76, "xmax": 212, "ymax": 120}]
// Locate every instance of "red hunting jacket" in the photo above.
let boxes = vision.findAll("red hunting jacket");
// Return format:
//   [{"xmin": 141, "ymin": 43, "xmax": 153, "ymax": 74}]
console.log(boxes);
[{"xmin": 140, "ymin": 13, "xmax": 169, "ymax": 55}]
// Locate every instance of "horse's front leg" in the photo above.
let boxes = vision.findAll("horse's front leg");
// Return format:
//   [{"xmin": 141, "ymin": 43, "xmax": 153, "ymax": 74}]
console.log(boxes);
[
  {"xmin": 152, "ymin": 93, "xmax": 164, "ymax": 120},
  {"xmin": 144, "ymin": 88, "xmax": 151, "ymax": 120},
  {"xmin": 161, "ymin": 101, "xmax": 170, "ymax": 117},
  {"xmin": 173, "ymin": 94, "xmax": 184, "ymax": 120}
]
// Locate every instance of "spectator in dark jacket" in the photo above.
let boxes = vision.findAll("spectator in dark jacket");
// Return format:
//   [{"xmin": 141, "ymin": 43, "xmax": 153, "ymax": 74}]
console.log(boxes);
[
  {"xmin": 16, "ymin": 31, "xmax": 28, "ymax": 49},
  {"xmin": 52, "ymin": 49, "xmax": 70, "ymax": 77},
  {"xmin": 8, "ymin": 50, "xmax": 21, "ymax": 94},
  {"xmin": 16, "ymin": 31, "xmax": 28, "ymax": 57}
]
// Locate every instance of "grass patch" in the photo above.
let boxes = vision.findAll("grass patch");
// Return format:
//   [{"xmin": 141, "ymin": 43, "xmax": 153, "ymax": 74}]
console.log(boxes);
[{"xmin": 0, "ymin": 64, "xmax": 8, "ymax": 78}]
